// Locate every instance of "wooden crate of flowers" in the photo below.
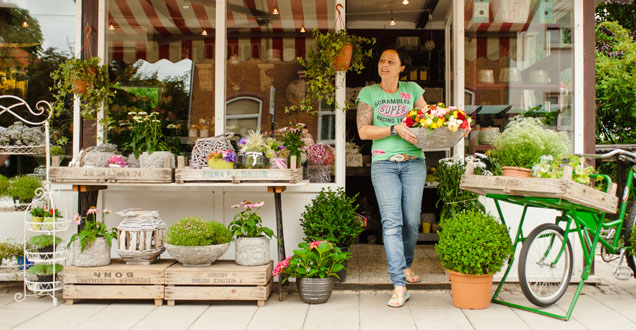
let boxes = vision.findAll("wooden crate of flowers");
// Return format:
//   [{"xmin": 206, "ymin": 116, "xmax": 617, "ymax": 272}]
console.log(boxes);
[
  {"xmin": 164, "ymin": 260, "xmax": 273, "ymax": 307},
  {"xmin": 62, "ymin": 259, "xmax": 175, "ymax": 305}
]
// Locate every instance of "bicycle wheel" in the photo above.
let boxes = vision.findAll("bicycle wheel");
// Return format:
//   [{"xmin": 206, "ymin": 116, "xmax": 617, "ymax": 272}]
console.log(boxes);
[
  {"xmin": 519, "ymin": 223, "xmax": 573, "ymax": 307},
  {"xmin": 622, "ymin": 201, "xmax": 636, "ymax": 278}
]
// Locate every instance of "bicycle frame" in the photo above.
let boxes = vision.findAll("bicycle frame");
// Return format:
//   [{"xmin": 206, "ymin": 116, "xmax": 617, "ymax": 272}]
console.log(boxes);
[{"xmin": 488, "ymin": 164, "xmax": 636, "ymax": 321}]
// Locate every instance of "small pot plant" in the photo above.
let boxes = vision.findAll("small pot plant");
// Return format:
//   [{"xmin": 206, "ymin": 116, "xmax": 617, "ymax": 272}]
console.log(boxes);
[
  {"xmin": 165, "ymin": 216, "xmax": 232, "ymax": 266},
  {"xmin": 29, "ymin": 206, "xmax": 47, "ymax": 230},
  {"xmin": 50, "ymin": 57, "xmax": 115, "ymax": 120},
  {"xmin": 27, "ymin": 263, "xmax": 64, "ymax": 290},
  {"xmin": 273, "ymin": 241, "xmax": 351, "ymax": 304},
  {"xmin": 286, "ymin": 28, "xmax": 375, "ymax": 115},
  {"xmin": 28, "ymin": 235, "xmax": 63, "ymax": 259},
  {"xmin": 228, "ymin": 201, "xmax": 276, "ymax": 266},
  {"xmin": 68, "ymin": 207, "xmax": 117, "ymax": 267},
  {"xmin": 435, "ymin": 210, "xmax": 514, "ymax": 309},
  {"xmin": 8, "ymin": 175, "xmax": 42, "ymax": 205}
]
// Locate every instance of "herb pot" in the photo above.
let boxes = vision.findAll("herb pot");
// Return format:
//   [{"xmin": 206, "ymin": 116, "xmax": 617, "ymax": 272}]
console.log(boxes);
[
  {"xmin": 502, "ymin": 166, "xmax": 531, "ymax": 177},
  {"xmin": 165, "ymin": 242, "xmax": 230, "ymax": 266},
  {"xmin": 234, "ymin": 237, "xmax": 270, "ymax": 266},
  {"xmin": 447, "ymin": 270, "xmax": 493, "ymax": 309},
  {"xmin": 296, "ymin": 277, "xmax": 335, "ymax": 304},
  {"xmin": 72, "ymin": 237, "xmax": 111, "ymax": 267}
]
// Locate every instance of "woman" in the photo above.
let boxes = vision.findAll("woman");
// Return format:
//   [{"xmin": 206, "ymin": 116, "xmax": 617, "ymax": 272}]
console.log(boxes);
[{"xmin": 356, "ymin": 47, "xmax": 427, "ymax": 308}]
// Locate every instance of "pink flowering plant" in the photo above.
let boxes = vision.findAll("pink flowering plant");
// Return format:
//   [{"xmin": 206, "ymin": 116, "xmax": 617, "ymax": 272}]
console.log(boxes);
[
  {"xmin": 228, "ymin": 201, "xmax": 276, "ymax": 239},
  {"xmin": 67, "ymin": 206, "xmax": 117, "ymax": 252},
  {"xmin": 272, "ymin": 241, "xmax": 351, "ymax": 283},
  {"xmin": 305, "ymin": 143, "xmax": 335, "ymax": 165},
  {"xmin": 106, "ymin": 155, "xmax": 127, "ymax": 167}
]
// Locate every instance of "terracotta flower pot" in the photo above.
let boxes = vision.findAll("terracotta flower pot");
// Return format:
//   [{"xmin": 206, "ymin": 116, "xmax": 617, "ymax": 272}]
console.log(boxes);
[
  {"xmin": 448, "ymin": 270, "xmax": 493, "ymax": 309},
  {"xmin": 502, "ymin": 166, "xmax": 531, "ymax": 177},
  {"xmin": 334, "ymin": 43, "xmax": 353, "ymax": 71}
]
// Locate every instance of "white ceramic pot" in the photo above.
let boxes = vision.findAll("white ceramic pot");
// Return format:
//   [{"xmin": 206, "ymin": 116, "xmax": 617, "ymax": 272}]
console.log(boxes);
[
  {"xmin": 234, "ymin": 237, "xmax": 270, "ymax": 266},
  {"xmin": 165, "ymin": 243, "xmax": 230, "ymax": 266}
]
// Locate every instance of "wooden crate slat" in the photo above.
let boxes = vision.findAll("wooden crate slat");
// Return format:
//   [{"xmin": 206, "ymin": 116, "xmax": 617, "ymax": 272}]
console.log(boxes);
[
  {"xmin": 63, "ymin": 284, "xmax": 164, "ymax": 300},
  {"xmin": 460, "ymin": 175, "xmax": 618, "ymax": 214},
  {"xmin": 49, "ymin": 167, "xmax": 173, "ymax": 184},
  {"xmin": 165, "ymin": 279, "xmax": 272, "ymax": 302},
  {"xmin": 175, "ymin": 168, "xmax": 302, "ymax": 183},
  {"xmin": 64, "ymin": 259, "xmax": 174, "ymax": 285},
  {"xmin": 165, "ymin": 260, "xmax": 273, "ymax": 285}
]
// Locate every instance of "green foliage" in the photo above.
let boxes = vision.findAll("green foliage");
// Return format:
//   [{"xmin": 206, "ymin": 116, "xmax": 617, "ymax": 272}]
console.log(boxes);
[
  {"xmin": 596, "ymin": 1, "xmax": 636, "ymax": 36},
  {"xmin": 488, "ymin": 117, "xmax": 570, "ymax": 169},
  {"xmin": 166, "ymin": 217, "xmax": 231, "ymax": 246},
  {"xmin": 0, "ymin": 174, "xmax": 9, "ymax": 197},
  {"xmin": 518, "ymin": 104, "xmax": 558, "ymax": 126},
  {"xmin": 435, "ymin": 157, "xmax": 485, "ymax": 221},
  {"xmin": 275, "ymin": 241, "xmax": 351, "ymax": 284},
  {"xmin": 8, "ymin": 175, "xmax": 42, "ymax": 203},
  {"xmin": 67, "ymin": 208, "xmax": 117, "ymax": 252},
  {"xmin": 28, "ymin": 235, "xmax": 62, "ymax": 249},
  {"xmin": 595, "ymin": 21, "xmax": 636, "ymax": 144},
  {"xmin": 300, "ymin": 187, "xmax": 363, "ymax": 247},
  {"xmin": 49, "ymin": 145, "xmax": 65, "ymax": 156},
  {"xmin": 228, "ymin": 201, "xmax": 275, "ymax": 239},
  {"xmin": 531, "ymin": 155, "xmax": 598, "ymax": 187},
  {"xmin": 280, "ymin": 123, "xmax": 306, "ymax": 165},
  {"xmin": 0, "ymin": 239, "xmax": 24, "ymax": 259},
  {"xmin": 286, "ymin": 28, "xmax": 375, "ymax": 115},
  {"xmin": 435, "ymin": 210, "xmax": 513, "ymax": 275},
  {"xmin": 27, "ymin": 263, "xmax": 63, "ymax": 276},
  {"xmin": 50, "ymin": 57, "xmax": 115, "ymax": 120},
  {"xmin": 29, "ymin": 207, "xmax": 47, "ymax": 217},
  {"xmin": 120, "ymin": 111, "xmax": 173, "ymax": 158}
]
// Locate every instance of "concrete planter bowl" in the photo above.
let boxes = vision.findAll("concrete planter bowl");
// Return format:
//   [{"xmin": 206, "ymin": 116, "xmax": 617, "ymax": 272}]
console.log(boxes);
[
  {"xmin": 234, "ymin": 237, "xmax": 270, "ymax": 266},
  {"xmin": 165, "ymin": 243, "xmax": 230, "ymax": 266}
]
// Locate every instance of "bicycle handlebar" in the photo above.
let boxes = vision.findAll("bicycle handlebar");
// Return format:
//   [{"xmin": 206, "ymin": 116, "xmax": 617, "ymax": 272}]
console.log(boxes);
[{"xmin": 578, "ymin": 149, "xmax": 636, "ymax": 163}]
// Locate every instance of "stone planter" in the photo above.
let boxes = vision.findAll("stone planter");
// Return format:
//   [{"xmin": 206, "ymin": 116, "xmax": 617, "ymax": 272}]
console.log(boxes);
[
  {"xmin": 72, "ymin": 237, "xmax": 111, "ymax": 267},
  {"xmin": 139, "ymin": 151, "xmax": 175, "ymax": 168},
  {"xmin": 296, "ymin": 277, "xmax": 335, "ymax": 304},
  {"xmin": 83, "ymin": 151, "xmax": 116, "ymax": 167},
  {"xmin": 165, "ymin": 242, "xmax": 230, "ymax": 266},
  {"xmin": 234, "ymin": 237, "xmax": 270, "ymax": 266}
]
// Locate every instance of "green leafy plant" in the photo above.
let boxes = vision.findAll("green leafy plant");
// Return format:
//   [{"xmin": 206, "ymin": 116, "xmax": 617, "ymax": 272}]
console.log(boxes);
[
  {"xmin": 531, "ymin": 155, "xmax": 598, "ymax": 187},
  {"xmin": 435, "ymin": 210, "xmax": 513, "ymax": 275},
  {"xmin": 8, "ymin": 175, "xmax": 42, "ymax": 203},
  {"xmin": 0, "ymin": 239, "xmax": 25, "ymax": 259},
  {"xmin": 50, "ymin": 57, "xmax": 115, "ymax": 120},
  {"xmin": 286, "ymin": 28, "xmax": 375, "ymax": 115},
  {"xmin": 0, "ymin": 174, "xmax": 10, "ymax": 197},
  {"xmin": 120, "ymin": 111, "xmax": 173, "ymax": 158},
  {"xmin": 27, "ymin": 263, "xmax": 63, "ymax": 276},
  {"xmin": 272, "ymin": 241, "xmax": 351, "ymax": 283},
  {"xmin": 300, "ymin": 187, "xmax": 363, "ymax": 247},
  {"xmin": 488, "ymin": 117, "xmax": 570, "ymax": 169},
  {"xmin": 67, "ymin": 207, "xmax": 117, "ymax": 252},
  {"xmin": 29, "ymin": 235, "xmax": 62, "ymax": 249},
  {"xmin": 30, "ymin": 207, "xmax": 47, "ymax": 218},
  {"xmin": 435, "ymin": 156, "xmax": 486, "ymax": 221},
  {"xmin": 49, "ymin": 145, "xmax": 65, "ymax": 156},
  {"xmin": 279, "ymin": 123, "xmax": 307, "ymax": 166},
  {"xmin": 166, "ymin": 216, "xmax": 232, "ymax": 246},
  {"xmin": 228, "ymin": 201, "xmax": 275, "ymax": 239}
]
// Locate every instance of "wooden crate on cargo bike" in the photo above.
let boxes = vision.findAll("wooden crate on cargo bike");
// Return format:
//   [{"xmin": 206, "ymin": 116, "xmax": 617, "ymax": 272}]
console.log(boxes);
[
  {"xmin": 62, "ymin": 259, "xmax": 175, "ymax": 305},
  {"xmin": 164, "ymin": 260, "xmax": 273, "ymax": 306}
]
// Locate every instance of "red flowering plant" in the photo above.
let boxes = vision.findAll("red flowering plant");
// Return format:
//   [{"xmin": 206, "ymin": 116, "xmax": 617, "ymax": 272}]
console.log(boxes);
[
  {"xmin": 305, "ymin": 143, "xmax": 334, "ymax": 165},
  {"xmin": 402, "ymin": 103, "xmax": 472, "ymax": 132},
  {"xmin": 272, "ymin": 241, "xmax": 351, "ymax": 283}
]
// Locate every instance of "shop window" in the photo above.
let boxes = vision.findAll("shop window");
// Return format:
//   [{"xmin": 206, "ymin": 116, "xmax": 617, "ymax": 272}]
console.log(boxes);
[
  {"xmin": 226, "ymin": 97, "xmax": 262, "ymax": 137},
  {"xmin": 318, "ymin": 101, "xmax": 335, "ymax": 144}
]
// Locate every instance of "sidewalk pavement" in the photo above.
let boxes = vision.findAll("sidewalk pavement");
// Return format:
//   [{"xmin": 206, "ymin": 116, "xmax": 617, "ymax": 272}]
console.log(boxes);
[{"xmin": 0, "ymin": 256, "xmax": 635, "ymax": 330}]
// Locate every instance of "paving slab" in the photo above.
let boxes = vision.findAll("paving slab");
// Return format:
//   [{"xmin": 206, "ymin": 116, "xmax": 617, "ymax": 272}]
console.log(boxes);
[
  {"xmin": 70, "ymin": 302, "xmax": 157, "ymax": 330},
  {"xmin": 303, "ymin": 294, "xmax": 359, "ymax": 330},
  {"xmin": 189, "ymin": 303, "xmax": 258, "ymax": 330},
  {"xmin": 358, "ymin": 292, "xmax": 417, "ymax": 330},
  {"xmin": 244, "ymin": 293, "xmax": 308, "ymax": 330},
  {"xmin": 129, "ymin": 304, "xmax": 208, "ymax": 330}
]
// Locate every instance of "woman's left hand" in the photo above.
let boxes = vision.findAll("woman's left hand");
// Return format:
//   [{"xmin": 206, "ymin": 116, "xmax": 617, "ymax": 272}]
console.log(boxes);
[{"xmin": 395, "ymin": 123, "xmax": 418, "ymax": 144}]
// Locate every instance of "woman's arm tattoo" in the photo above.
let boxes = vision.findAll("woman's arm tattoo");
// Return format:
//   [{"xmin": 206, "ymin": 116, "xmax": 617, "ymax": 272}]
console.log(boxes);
[{"xmin": 357, "ymin": 102, "xmax": 373, "ymax": 131}]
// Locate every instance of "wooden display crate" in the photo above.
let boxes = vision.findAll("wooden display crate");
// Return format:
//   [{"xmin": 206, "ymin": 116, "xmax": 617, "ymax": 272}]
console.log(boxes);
[
  {"xmin": 63, "ymin": 259, "xmax": 175, "ymax": 305},
  {"xmin": 164, "ymin": 260, "xmax": 273, "ymax": 306},
  {"xmin": 49, "ymin": 167, "xmax": 173, "ymax": 184},
  {"xmin": 175, "ymin": 168, "xmax": 302, "ymax": 183}
]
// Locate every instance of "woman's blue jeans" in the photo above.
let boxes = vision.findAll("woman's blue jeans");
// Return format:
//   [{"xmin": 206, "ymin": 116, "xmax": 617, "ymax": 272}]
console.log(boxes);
[{"xmin": 371, "ymin": 158, "xmax": 426, "ymax": 287}]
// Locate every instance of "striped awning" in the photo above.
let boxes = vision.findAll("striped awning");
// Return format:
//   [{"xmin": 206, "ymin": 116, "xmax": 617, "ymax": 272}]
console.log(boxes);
[{"xmin": 107, "ymin": 0, "xmax": 334, "ymax": 64}]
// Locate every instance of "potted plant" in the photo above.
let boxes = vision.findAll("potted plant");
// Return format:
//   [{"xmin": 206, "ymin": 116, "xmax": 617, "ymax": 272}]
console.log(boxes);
[
  {"xmin": 265, "ymin": 137, "xmax": 289, "ymax": 169},
  {"xmin": 435, "ymin": 210, "xmax": 514, "ymax": 309},
  {"xmin": 43, "ymin": 207, "xmax": 63, "ymax": 230},
  {"xmin": 305, "ymin": 143, "xmax": 335, "ymax": 183},
  {"xmin": 435, "ymin": 155, "xmax": 488, "ymax": 221},
  {"xmin": 228, "ymin": 201, "xmax": 276, "ymax": 266},
  {"xmin": 299, "ymin": 187, "xmax": 364, "ymax": 281},
  {"xmin": 28, "ymin": 235, "xmax": 62, "ymax": 260},
  {"xmin": 238, "ymin": 130, "xmax": 268, "ymax": 168},
  {"xmin": 273, "ymin": 241, "xmax": 351, "ymax": 304},
  {"xmin": 27, "ymin": 263, "xmax": 63, "ymax": 290},
  {"xmin": 50, "ymin": 57, "xmax": 115, "ymax": 120},
  {"xmin": 488, "ymin": 117, "xmax": 570, "ymax": 177},
  {"xmin": 8, "ymin": 175, "xmax": 42, "ymax": 205},
  {"xmin": 68, "ymin": 207, "xmax": 117, "ymax": 267},
  {"xmin": 287, "ymin": 28, "xmax": 375, "ymax": 115},
  {"xmin": 120, "ymin": 111, "xmax": 175, "ymax": 168},
  {"xmin": 207, "ymin": 150, "xmax": 236, "ymax": 169},
  {"xmin": 29, "ymin": 207, "xmax": 47, "ymax": 230},
  {"xmin": 50, "ymin": 145, "xmax": 65, "ymax": 167},
  {"xmin": 0, "ymin": 238, "xmax": 32, "ymax": 270},
  {"xmin": 164, "ymin": 216, "xmax": 232, "ymax": 266},
  {"xmin": 277, "ymin": 123, "xmax": 307, "ymax": 168}
]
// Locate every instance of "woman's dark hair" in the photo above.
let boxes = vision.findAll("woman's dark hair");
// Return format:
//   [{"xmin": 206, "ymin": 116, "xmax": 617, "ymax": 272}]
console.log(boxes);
[{"xmin": 378, "ymin": 45, "xmax": 411, "ymax": 78}]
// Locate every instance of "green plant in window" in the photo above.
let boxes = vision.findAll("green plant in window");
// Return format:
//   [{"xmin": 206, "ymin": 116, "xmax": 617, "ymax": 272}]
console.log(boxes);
[{"xmin": 8, "ymin": 175, "xmax": 42, "ymax": 204}]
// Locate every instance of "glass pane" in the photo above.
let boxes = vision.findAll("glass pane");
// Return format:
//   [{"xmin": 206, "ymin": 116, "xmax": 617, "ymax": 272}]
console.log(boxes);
[
  {"xmin": 0, "ymin": 1, "xmax": 76, "ymax": 176},
  {"xmin": 464, "ymin": 0, "xmax": 574, "ymax": 153},
  {"xmin": 227, "ymin": 98, "xmax": 260, "ymax": 115},
  {"xmin": 227, "ymin": 118, "xmax": 258, "ymax": 137},
  {"xmin": 319, "ymin": 114, "xmax": 335, "ymax": 142},
  {"xmin": 107, "ymin": 0, "xmax": 213, "ymax": 156}
]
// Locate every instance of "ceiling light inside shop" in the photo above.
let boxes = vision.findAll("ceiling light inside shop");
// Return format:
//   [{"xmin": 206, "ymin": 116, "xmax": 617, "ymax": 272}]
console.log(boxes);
[
  {"xmin": 22, "ymin": 21, "xmax": 28, "ymax": 28},
  {"xmin": 201, "ymin": 29, "xmax": 208, "ymax": 36},
  {"xmin": 300, "ymin": 25, "xmax": 305, "ymax": 33},
  {"xmin": 109, "ymin": 24, "xmax": 115, "ymax": 31},
  {"xmin": 402, "ymin": 0, "xmax": 409, "ymax": 4}
]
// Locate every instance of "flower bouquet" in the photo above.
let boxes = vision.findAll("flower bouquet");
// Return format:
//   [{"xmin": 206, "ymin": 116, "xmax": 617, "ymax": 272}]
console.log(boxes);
[
  {"xmin": 402, "ymin": 103, "xmax": 472, "ymax": 151},
  {"xmin": 206, "ymin": 150, "xmax": 236, "ymax": 169},
  {"xmin": 305, "ymin": 143, "xmax": 334, "ymax": 183}
]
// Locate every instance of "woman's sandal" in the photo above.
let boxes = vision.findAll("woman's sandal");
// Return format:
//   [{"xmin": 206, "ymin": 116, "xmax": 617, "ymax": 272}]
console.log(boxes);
[
  {"xmin": 404, "ymin": 270, "xmax": 421, "ymax": 283},
  {"xmin": 387, "ymin": 291, "xmax": 411, "ymax": 308}
]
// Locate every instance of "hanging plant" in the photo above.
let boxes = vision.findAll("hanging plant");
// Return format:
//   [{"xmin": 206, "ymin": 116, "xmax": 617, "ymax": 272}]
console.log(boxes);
[{"xmin": 50, "ymin": 56, "xmax": 115, "ymax": 120}]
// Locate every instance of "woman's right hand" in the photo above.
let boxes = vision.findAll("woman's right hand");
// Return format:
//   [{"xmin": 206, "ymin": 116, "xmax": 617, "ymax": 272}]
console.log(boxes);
[{"xmin": 394, "ymin": 123, "xmax": 418, "ymax": 144}]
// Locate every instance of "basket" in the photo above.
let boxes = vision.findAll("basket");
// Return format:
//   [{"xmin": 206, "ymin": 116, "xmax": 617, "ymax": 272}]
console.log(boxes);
[
  {"xmin": 407, "ymin": 127, "xmax": 465, "ymax": 151},
  {"xmin": 190, "ymin": 133, "xmax": 235, "ymax": 169},
  {"xmin": 116, "ymin": 209, "xmax": 167, "ymax": 265}
]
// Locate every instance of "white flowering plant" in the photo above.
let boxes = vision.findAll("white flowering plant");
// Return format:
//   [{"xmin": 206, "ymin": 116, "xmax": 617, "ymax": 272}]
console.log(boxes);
[
  {"xmin": 120, "ymin": 111, "xmax": 172, "ymax": 158},
  {"xmin": 436, "ymin": 154, "xmax": 490, "ymax": 221}
]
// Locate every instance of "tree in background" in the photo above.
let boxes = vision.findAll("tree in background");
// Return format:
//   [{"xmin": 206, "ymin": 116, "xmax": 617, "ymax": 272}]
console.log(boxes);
[{"xmin": 597, "ymin": 0, "xmax": 636, "ymax": 37}]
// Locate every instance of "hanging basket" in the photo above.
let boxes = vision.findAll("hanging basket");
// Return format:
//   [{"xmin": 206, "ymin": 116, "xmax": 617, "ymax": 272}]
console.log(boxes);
[{"xmin": 334, "ymin": 43, "xmax": 353, "ymax": 71}]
